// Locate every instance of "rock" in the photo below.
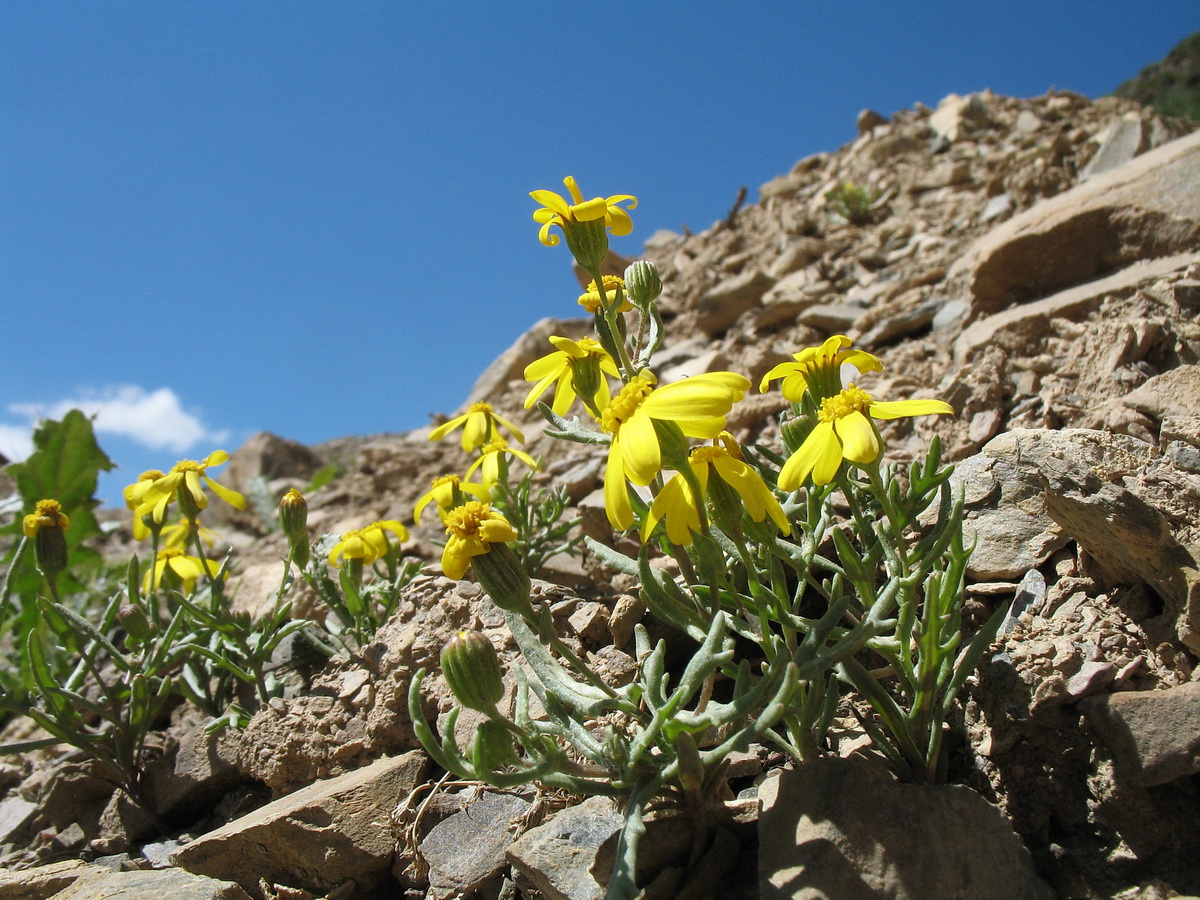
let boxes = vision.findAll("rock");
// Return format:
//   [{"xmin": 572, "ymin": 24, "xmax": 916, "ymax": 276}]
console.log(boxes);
[
  {"xmin": 507, "ymin": 796, "xmax": 623, "ymax": 900},
  {"xmin": 954, "ymin": 251, "xmax": 1200, "ymax": 360},
  {"xmin": 1036, "ymin": 453, "xmax": 1200, "ymax": 652},
  {"xmin": 144, "ymin": 724, "xmax": 251, "ymax": 822},
  {"xmin": 0, "ymin": 794, "xmax": 37, "ymax": 845},
  {"xmin": 421, "ymin": 789, "xmax": 532, "ymax": 900},
  {"xmin": 758, "ymin": 757, "xmax": 1053, "ymax": 899},
  {"xmin": 856, "ymin": 109, "xmax": 889, "ymax": 134},
  {"xmin": 951, "ymin": 129, "xmax": 1200, "ymax": 312},
  {"xmin": 223, "ymin": 432, "xmax": 326, "ymax": 500},
  {"xmin": 48, "ymin": 867, "xmax": 252, "ymax": 900},
  {"xmin": 1122, "ymin": 364, "xmax": 1200, "ymax": 422},
  {"xmin": 927, "ymin": 92, "xmax": 991, "ymax": 142},
  {"xmin": 1080, "ymin": 113, "xmax": 1148, "ymax": 180},
  {"xmin": 1080, "ymin": 682, "xmax": 1200, "ymax": 787},
  {"xmin": 0, "ymin": 859, "xmax": 111, "ymax": 900},
  {"xmin": 695, "ymin": 269, "xmax": 776, "ymax": 337},
  {"xmin": 171, "ymin": 751, "xmax": 427, "ymax": 898}
]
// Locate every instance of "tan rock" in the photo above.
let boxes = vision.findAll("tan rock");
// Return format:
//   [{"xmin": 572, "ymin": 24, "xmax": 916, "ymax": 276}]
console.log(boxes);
[
  {"xmin": 171, "ymin": 751, "xmax": 427, "ymax": 897},
  {"xmin": 951, "ymin": 129, "xmax": 1200, "ymax": 312}
]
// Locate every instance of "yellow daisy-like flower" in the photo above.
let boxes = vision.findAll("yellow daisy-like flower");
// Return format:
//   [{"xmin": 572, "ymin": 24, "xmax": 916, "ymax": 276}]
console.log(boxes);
[
  {"xmin": 778, "ymin": 384, "xmax": 954, "ymax": 490},
  {"xmin": 328, "ymin": 519, "xmax": 409, "ymax": 568},
  {"xmin": 578, "ymin": 276, "xmax": 632, "ymax": 315},
  {"xmin": 143, "ymin": 547, "xmax": 209, "ymax": 595},
  {"xmin": 428, "ymin": 403, "xmax": 524, "ymax": 452},
  {"xmin": 599, "ymin": 370, "xmax": 750, "ymax": 531},
  {"xmin": 135, "ymin": 452, "xmax": 246, "ymax": 522},
  {"xmin": 414, "ymin": 474, "xmax": 491, "ymax": 525},
  {"xmin": 643, "ymin": 440, "xmax": 791, "ymax": 545},
  {"xmin": 160, "ymin": 518, "xmax": 220, "ymax": 550},
  {"xmin": 23, "ymin": 498, "xmax": 70, "ymax": 538},
  {"xmin": 441, "ymin": 501, "xmax": 518, "ymax": 581},
  {"xmin": 523, "ymin": 336, "xmax": 619, "ymax": 417},
  {"xmin": 760, "ymin": 334, "xmax": 883, "ymax": 403},
  {"xmin": 124, "ymin": 469, "xmax": 167, "ymax": 540},
  {"xmin": 466, "ymin": 438, "xmax": 539, "ymax": 489},
  {"xmin": 530, "ymin": 176, "xmax": 637, "ymax": 248}
]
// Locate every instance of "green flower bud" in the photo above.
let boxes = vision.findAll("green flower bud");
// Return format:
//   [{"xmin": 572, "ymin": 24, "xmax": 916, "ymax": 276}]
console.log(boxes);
[
  {"xmin": 471, "ymin": 719, "xmax": 519, "ymax": 772},
  {"xmin": 471, "ymin": 542, "xmax": 532, "ymax": 614},
  {"xmin": 118, "ymin": 603, "xmax": 154, "ymax": 644},
  {"xmin": 279, "ymin": 488, "xmax": 310, "ymax": 567},
  {"xmin": 441, "ymin": 629, "xmax": 505, "ymax": 714},
  {"xmin": 23, "ymin": 499, "xmax": 70, "ymax": 581},
  {"xmin": 651, "ymin": 418, "xmax": 692, "ymax": 474},
  {"xmin": 623, "ymin": 260, "xmax": 662, "ymax": 310}
]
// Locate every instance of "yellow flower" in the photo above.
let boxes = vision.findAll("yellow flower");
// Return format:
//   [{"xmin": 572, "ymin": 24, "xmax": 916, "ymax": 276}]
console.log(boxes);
[
  {"xmin": 643, "ymin": 439, "xmax": 791, "ymax": 545},
  {"xmin": 578, "ymin": 276, "xmax": 632, "ymax": 315},
  {"xmin": 328, "ymin": 519, "xmax": 409, "ymax": 567},
  {"xmin": 124, "ymin": 469, "xmax": 167, "ymax": 540},
  {"xmin": 778, "ymin": 385, "xmax": 954, "ymax": 490},
  {"xmin": 760, "ymin": 334, "xmax": 883, "ymax": 403},
  {"xmin": 441, "ymin": 501, "xmax": 518, "ymax": 581},
  {"xmin": 599, "ymin": 370, "xmax": 750, "ymax": 530},
  {"xmin": 414, "ymin": 474, "xmax": 490, "ymax": 524},
  {"xmin": 428, "ymin": 402, "xmax": 524, "ymax": 452},
  {"xmin": 143, "ymin": 547, "xmax": 209, "ymax": 595},
  {"xmin": 160, "ymin": 518, "xmax": 220, "ymax": 550},
  {"xmin": 466, "ymin": 438, "xmax": 539, "ymax": 489},
  {"xmin": 523, "ymin": 336, "xmax": 619, "ymax": 417},
  {"xmin": 135, "ymin": 451, "xmax": 246, "ymax": 522},
  {"xmin": 22, "ymin": 498, "xmax": 70, "ymax": 538},
  {"xmin": 530, "ymin": 176, "xmax": 637, "ymax": 248}
]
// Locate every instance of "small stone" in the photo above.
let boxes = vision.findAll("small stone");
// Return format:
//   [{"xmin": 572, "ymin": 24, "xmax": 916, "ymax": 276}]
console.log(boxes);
[
  {"xmin": 421, "ymin": 790, "xmax": 532, "ymax": 900},
  {"xmin": 1066, "ymin": 661, "xmax": 1116, "ymax": 700},
  {"xmin": 856, "ymin": 109, "xmax": 889, "ymax": 134}
]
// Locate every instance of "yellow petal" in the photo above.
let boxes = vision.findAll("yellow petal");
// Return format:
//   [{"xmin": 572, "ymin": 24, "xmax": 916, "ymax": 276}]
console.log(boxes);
[
  {"xmin": 605, "ymin": 441, "xmax": 634, "ymax": 530},
  {"xmin": 428, "ymin": 412, "xmax": 468, "ymax": 442},
  {"xmin": 530, "ymin": 190, "xmax": 570, "ymax": 217},
  {"xmin": 205, "ymin": 476, "xmax": 247, "ymax": 510},
  {"xmin": 868, "ymin": 398, "xmax": 955, "ymax": 419},
  {"xmin": 811, "ymin": 427, "xmax": 847, "ymax": 485},
  {"xmin": 837, "ymin": 411, "xmax": 880, "ymax": 465},
  {"xmin": 619, "ymin": 413, "xmax": 662, "ymax": 486},
  {"xmin": 779, "ymin": 422, "xmax": 835, "ymax": 491},
  {"xmin": 606, "ymin": 206, "xmax": 633, "ymax": 236},
  {"xmin": 572, "ymin": 196, "xmax": 610, "ymax": 222}
]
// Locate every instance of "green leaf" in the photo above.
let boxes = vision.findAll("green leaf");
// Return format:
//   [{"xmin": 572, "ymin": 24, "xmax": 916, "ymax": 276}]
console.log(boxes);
[{"xmin": 3, "ymin": 410, "xmax": 114, "ymax": 597}]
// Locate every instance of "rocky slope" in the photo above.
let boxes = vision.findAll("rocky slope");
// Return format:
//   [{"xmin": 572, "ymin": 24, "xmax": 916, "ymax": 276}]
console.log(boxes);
[{"xmin": 3, "ymin": 88, "xmax": 1200, "ymax": 900}]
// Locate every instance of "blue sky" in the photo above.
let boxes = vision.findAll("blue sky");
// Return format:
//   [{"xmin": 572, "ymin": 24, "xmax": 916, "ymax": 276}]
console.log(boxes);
[{"xmin": 2, "ymin": 2, "xmax": 1195, "ymax": 503}]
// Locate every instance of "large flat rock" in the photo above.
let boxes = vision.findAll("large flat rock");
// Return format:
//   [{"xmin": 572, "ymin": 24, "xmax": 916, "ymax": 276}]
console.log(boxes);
[{"xmin": 950, "ymin": 129, "xmax": 1200, "ymax": 312}]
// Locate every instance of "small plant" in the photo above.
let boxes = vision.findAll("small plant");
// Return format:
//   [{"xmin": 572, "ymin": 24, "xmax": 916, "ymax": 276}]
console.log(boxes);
[
  {"xmin": 409, "ymin": 176, "xmax": 994, "ymax": 899},
  {"xmin": 824, "ymin": 180, "xmax": 888, "ymax": 225}
]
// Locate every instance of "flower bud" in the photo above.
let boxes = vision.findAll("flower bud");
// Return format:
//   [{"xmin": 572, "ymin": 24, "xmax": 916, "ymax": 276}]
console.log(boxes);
[
  {"xmin": 118, "ymin": 603, "xmax": 154, "ymax": 644},
  {"xmin": 471, "ymin": 719, "xmax": 519, "ymax": 771},
  {"xmin": 440, "ymin": 630, "xmax": 505, "ymax": 714},
  {"xmin": 279, "ymin": 488, "xmax": 310, "ymax": 567},
  {"xmin": 471, "ymin": 542, "xmax": 532, "ymax": 614},
  {"xmin": 23, "ymin": 499, "xmax": 70, "ymax": 581},
  {"xmin": 651, "ymin": 418, "xmax": 692, "ymax": 474},
  {"xmin": 623, "ymin": 260, "xmax": 662, "ymax": 310}
]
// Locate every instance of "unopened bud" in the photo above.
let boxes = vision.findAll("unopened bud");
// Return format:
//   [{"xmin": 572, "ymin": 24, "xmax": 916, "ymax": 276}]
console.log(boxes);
[
  {"xmin": 623, "ymin": 260, "xmax": 662, "ymax": 310},
  {"xmin": 441, "ymin": 630, "xmax": 505, "ymax": 714},
  {"xmin": 118, "ymin": 603, "xmax": 153, "ymax": 644},
  {"xmin": 472, "ymin": 719, "xmax": 519, "ymax": 771},
  {"xmin": 471, "ymin": 542, "xmax": 532, "ymax": 614},
  {"xmin": 279, "ymin": 489, "xmax": 310, "ymax": 567},
  {"xmin": 23, "ymin": 500, "xmax": 70, "ymax": 580}
]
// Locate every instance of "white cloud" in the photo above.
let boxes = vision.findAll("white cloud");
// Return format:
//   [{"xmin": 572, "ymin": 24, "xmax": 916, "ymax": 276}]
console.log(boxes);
[{"xmin": 4, "ymin": 385, "xmax": 228, "ymax": 459}]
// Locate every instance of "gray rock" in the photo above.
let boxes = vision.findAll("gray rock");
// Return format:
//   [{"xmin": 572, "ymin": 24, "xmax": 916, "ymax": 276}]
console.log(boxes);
[
  {"xmin": 0, "ymin": 795, "xmax": 37, "ymax": 845},
  {"xmin": 422, "ymin": 790, "xmax": 532, "ymax": 900},
  {"xmin": 49, "ymin": 866, "xmax": 251, "ymax": 900},
  {"xmin": 927, "ymin": 92, "xmax": 991, "ymax": 142},
  {"xmin": 144, "ymin": 724, "xmax": 248, "ymax": 822},
  {"xmin": 1080, "ymin": 113, "xmax": 1148, "ymax": 180},
  {"xmin": 507, "ymin": 796, "xmax": 622, "ymax": 900},
  {"xmin": 0, "ymin": 859, "xmax": 109, "ymax": 900},
  {"xmin": 223, "ymin": 431, "xmax": 325, "ymax": 498},
  {"xmin": 759, "ymin": 757, "xmax": 1053, "ymax": 899},
  {"xmin": 1080, "ymin": 682, "xmax": 1200, "ymax": 787},
  {"xmin": 171, "ymin": 751, "xmax": 427, "ymax": 897},
  {"xmin": 1122, "ymin": 364, "xmax": 1200, "ymax": 422}
]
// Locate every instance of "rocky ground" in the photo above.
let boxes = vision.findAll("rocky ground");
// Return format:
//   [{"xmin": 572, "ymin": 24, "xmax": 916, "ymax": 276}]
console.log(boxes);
[{"xmin": 2, "ymin": 88, "xmax": 1200, "ymax": 899}]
